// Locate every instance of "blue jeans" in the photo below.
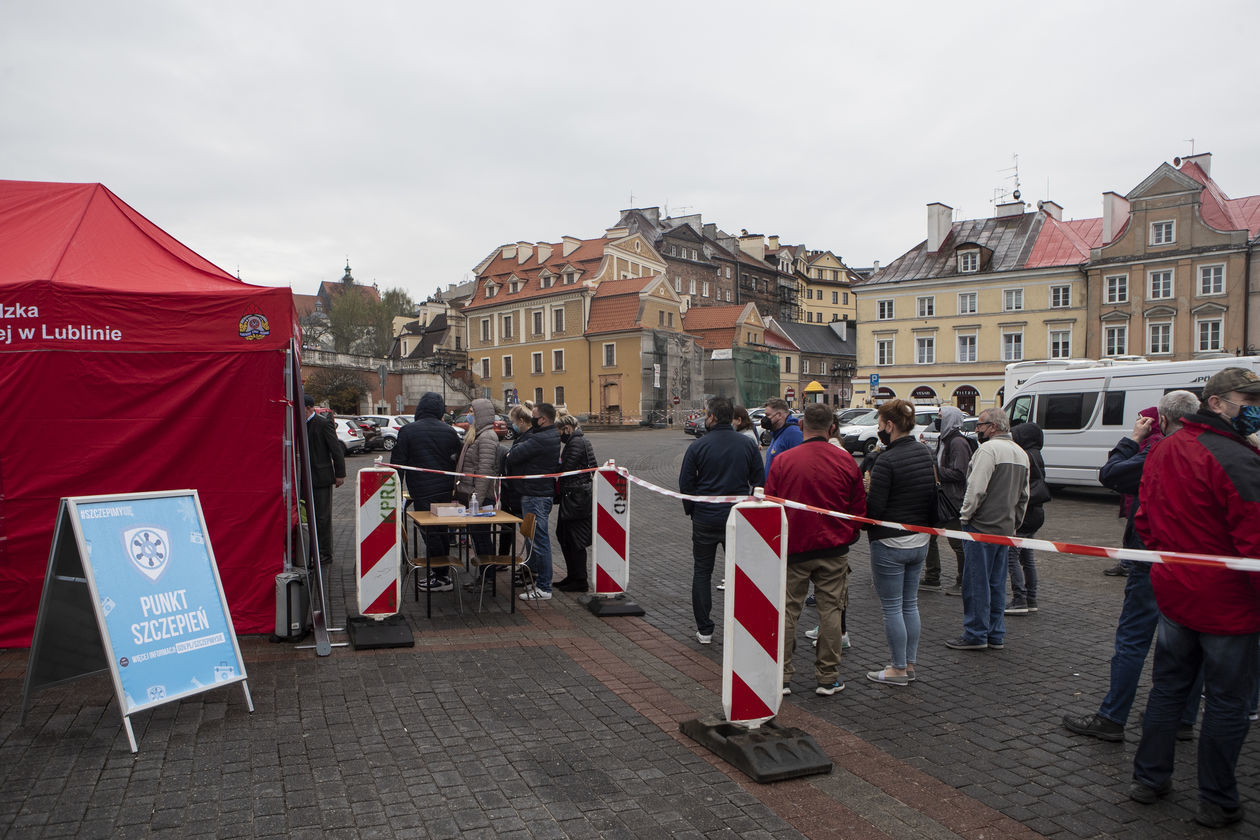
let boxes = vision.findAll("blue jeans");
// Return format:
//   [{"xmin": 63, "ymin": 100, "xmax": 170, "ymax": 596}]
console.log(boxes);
[
  {"xmin": 1133, "ymin": 617, "xmax": 1259, "ymax": 809},
  {"xmin": 691, "ymin": 521, "xmax": 725, "ymax": 635},
  {"xmin": 870, "ymin": 541, "xmax": 927, "ymax": 669},
  {"xmin": 1005, "ymin": 546, "xmax": 1037, "ymax": 601},
  {"xmin": 961, "ymin": 534, "xmax": 1007, "ymax": 645},
  {"xmin": 520, "ymin": 495, "xmax": 554, "ymax": 592},
  {"xmin": 1098, "ymin": 564, "xmax": 1200, "ymax": 726}
]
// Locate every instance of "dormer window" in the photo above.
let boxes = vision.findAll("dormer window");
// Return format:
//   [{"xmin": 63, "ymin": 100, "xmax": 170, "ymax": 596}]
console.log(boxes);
[
  {"xmin": 563, "ymin": 271, "xmax": 576, "ymax": 285},
  {"xmin": 538, "ymin": 273, "xmax": 554, "ymax": 289},
  {"xmin": 485, "ymin": 283, "xmax": 499, "ymax": 299},
  {"xmin": 508, "ymin": 281, "xmax": 521, "ymax": 294},
  {"xmin": 1151, "ymin": 220, "xmax": 1176, "ymax": 245},
  {"xmin": 958, "ymin": 249, "xmax": 979, "ymax": 273}
]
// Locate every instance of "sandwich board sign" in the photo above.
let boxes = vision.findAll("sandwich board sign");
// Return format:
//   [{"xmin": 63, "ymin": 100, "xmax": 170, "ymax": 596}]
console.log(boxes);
[{"xmin": 20, "ymin": 490, "xmax": 253, "ymax": 752}]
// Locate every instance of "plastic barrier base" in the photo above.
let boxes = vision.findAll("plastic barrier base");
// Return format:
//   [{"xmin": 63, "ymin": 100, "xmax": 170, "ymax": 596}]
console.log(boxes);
[
  {"xmin": 680, "ymin": 715, "xmax": 832, "ymax": 783},
  {"xmin": 586, "ymin": 594, "xmax": 645, "ymax": 618},
  {"xmin": 346, "ymin": 614, "xmax": 414, "ymax": 650}
]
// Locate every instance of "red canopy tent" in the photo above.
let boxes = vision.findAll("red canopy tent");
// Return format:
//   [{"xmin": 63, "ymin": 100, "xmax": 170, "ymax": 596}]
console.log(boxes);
[{"xmin": 0, "ymin": 180, "xmax": 299, "ymax": 647}]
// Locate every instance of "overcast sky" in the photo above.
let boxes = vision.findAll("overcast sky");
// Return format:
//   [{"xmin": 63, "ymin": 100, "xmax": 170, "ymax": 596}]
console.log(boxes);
[{"xmin": 4, "ymin": 1, "xmax": 1258, "ymax": 304}]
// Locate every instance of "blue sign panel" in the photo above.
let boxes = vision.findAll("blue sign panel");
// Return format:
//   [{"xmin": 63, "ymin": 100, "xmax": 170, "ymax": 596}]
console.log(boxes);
[
  {"xmin": 869, "ymin": 373, "xmax": 879, "ymax": 389},
  {"xmin": 73, "ymin": 492, "xmax": 247, "ymax": 715}
]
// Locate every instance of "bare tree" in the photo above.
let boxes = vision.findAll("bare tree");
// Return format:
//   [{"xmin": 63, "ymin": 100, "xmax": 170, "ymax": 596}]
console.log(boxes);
[{"xmin": 304, "ymin": 367, "xmax": 371, "ymax": 414}]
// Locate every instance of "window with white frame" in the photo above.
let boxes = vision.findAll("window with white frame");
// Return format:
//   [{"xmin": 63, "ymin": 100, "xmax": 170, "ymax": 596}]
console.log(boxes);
[
  {"xmin": 563, "ymin": 271, "xmax": 576, "ymax": 285},
  {"xmin": 876, "ymin": 338, "xmax": 894, "ymax": 366},
  {"xmin": 1148, "ymin": 269, "xmax": 1173, "ymax": 300},
  {"xmin": 553, "ymin": 307, "xmax": 565, "ymax": 333},
  {"xmin": 1151, "ymin": 220, "xmax": 1175, "ymax": 245},
  {"xmin": 832, "ymin": 291, "xmax": 839, "ymax": 304},
  {"xmin": 555, "ymin": 385, "xmax": 565, "ymax": 405},
  {"xmin": 916, "ymin": 336, "xmax": 935, "ymax": 364},
  {"xmin": 784, "ymin": 356, "xmax": 792, "ymax": 373},
  {"xmin": 877, "ymin": 299, "xmax": 894, "ymax": 320},
  {"xmin": 539, "ymin": 274, "xmax": 553, "ymax": 289},
  {"xmin": 1104, "ymin": 324, "xmax": 1127, "ymax": 356},
  {"xmin": 674, "ymin": 276, "xmax": 682, "ymax": 292},
  {"xmin": 534, "ymin": 387, "xmax": 543, "ymax": 404},
  {"xmin": 480, "ymin": 357, "xmax": 490, "ymax": 379},
  {"xmin": 1050, "ymin": 329, "xmax": 1071, "ymax": 359},
  {"xmin": 1147, "ymin": 322, "xmax": 1171, "ymax": 355},
  {"xmin": 958, "ymin": 250, "xmax": 979, "ymax": 273},
  {"xmin": 1199, "ymin": 264, "xmax": 1224, "ymax": 295},
  {"xmin": 806, "ymin": 312, "xmax": 814, "ymax": 323},
  {"xmin": 1002, "ymin": 330, "xmax": 1024, "ymax": 361},
  {"xmin": 603, "ymin": 343, "xmax": 615, "ymax": 366},
  {"xmin": 725, "ymin": 266, "xmax": 731, "ymax": 278},
  {"xmin": 502, "ymin": 314, "xmax": 513, "ymax": 339},
  {"xmin": 668, "ymin": 312, "xmax": 674, "ymax": 327},
  {"xmin": 1050, "ymin": 285, "xmax": 1071, "ymax": 308},
  {"xmin": 957, "ymin": 334, "xmax": 977, "ymax": 362},
  {"xmin": 531, "ymin": 352, "xmax": 543, "ymax": 374},
  {"xmin": 503, "ymin": 355, "xmax": 513, "ymax": 377},
  {"xmin": 843, "ymin": 292, "xmax": 849, "ymax": 305},
  {"xmin": 958, "ymin": 292, "xmax": 977, "ymax": 315},
  {"xmin": 551, "ymin": 349, "xmax": 564, "ymax": 371},
  {"xmin": 480, "ymin": 318, "xmax": 491, "ymax": 342},
  {"xmin": 688, "ymin": 278, "xmax": 697, "ymax": 295},
  {"xmin": 1198, "ymin": 318, "xmax": 1223, "ymax": 352},
  {"xmin": 1003, "ymin": 288, "xmax": 1024, "ymax": 311},
  {"xmin": 1106, "ymin": 275, "xmax": 1128, "ymax": 304},
  {"xmin": 917, "ymin": 296, "xmax": 935, "ymax": 317},
  {"xmin": 532, "ymin": 310, "xmax": 543, "ymax": 335},
  {"xmin": 802, "ymin": 359, "xmax": 810, "ymax": 375},
  {"xmin": 702, "ymin": 281, "xmax": 710, "ymax": 297}
]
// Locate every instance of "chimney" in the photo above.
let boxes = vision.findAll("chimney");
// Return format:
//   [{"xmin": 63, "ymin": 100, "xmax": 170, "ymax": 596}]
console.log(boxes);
[
  {"xmin": 995, "ymin": 200, "xmax": 1026, "ymax": 218},
  {"xmin": 872, "ymin": 260, "xmax": 880, "ymax": 272},
  {"xmin": 516, "ymin": 242, "xmax": 532, "ymax": 264},
  {"xmin": 926, "ymin": 203, "xmax": 953, "ymax": 252},
  {"xmin": 1182, "ymin": 152, "xmax": 1212, "ymax": 176},
  {"xmin": 768, "ymin": 235, "xmax": 780, "ymax": 249},
  {"xmin": 738, "ymin": 233, "xmax": 766, "ymax": 261},
  {"xmin": 561, "ymin": 235, "xmax": 581, "ymax": 257},
  {"xmin": 605, "ymin": 226, "xmax": 629, "ymax": 238},
  {"xmin": 642, "ymin": 207, "xmax": 660, "ymax": 225},
  {"xmin": 1102, "ymin": 191, "xmax": 1131, "ymax": 244},
  {"xmin": 501, "ymin": 244, "xmax": 517, "ymax": 260},
  {"xmin": 535, "ymin": 242, "xmax": 553, "ymax": 264},
  {"xmin": 1038, "ymin": 200, "xmax": 1063, "ymax": 221}
]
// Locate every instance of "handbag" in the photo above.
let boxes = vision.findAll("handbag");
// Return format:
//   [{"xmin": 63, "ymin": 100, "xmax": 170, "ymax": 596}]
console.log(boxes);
[
  {"xmin": 559, "ymin": 483, "xmax": 592, "ymax": 521},
  {"xmin": 933, "ymin": 464, "xmax": 960, "ymax": 526}
]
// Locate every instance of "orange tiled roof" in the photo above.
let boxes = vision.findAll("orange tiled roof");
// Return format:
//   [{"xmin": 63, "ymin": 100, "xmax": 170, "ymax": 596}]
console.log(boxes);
[
  {"xmin": 1181, "ymin": 161, "xmax": 1260, "ymax": 237},
  {"xmin": 585, "ymin": 276, "xmax": 658, "ymax": 335},
  {"xmin": 293, "ymin": 293, "xmax": 321, "ymax": 319},
  {"xmin": 1025, "ymin": 214, "xmax": 1103, "ymax": 268},
  {"xmin": 681, "ymin": 304, "xmax": 751, "ymax": 331},
  {"xmin": 465, "ymin": 237, "xmax": 608, "ymax": 311},
  {"xmin": 693, "ymin": 328, "xmax": 737, "ymax": 351}
]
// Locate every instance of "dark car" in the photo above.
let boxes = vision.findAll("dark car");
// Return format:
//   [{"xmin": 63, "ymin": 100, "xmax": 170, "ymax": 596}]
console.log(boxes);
[
  {"xmin": 834, "ymin": 407, "xmax": 869, "ymax": 426},
  {"xmin": 684, "ymin": 412, "xmax": 706, "ymax": 436}
]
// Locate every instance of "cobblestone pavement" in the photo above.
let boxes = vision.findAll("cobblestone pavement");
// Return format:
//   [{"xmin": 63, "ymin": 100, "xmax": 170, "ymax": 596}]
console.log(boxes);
[{"xmin": 1, "ymin": 428, "xmax": 1255, "ymax": 838}]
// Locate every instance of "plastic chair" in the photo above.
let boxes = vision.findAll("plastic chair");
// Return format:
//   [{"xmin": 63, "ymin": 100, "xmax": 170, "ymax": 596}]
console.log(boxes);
[
  {"xmin": 471, "ymin": 513, "xmax": 536, "ymax": 611},
  {"xmin": 401, "ymin": 523, "xmax": 463, "ymax": 617}
]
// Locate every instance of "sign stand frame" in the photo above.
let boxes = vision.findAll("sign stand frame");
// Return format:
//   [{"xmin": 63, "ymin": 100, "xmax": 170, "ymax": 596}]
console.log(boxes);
[{"xmin": 20, "ymin": 490, "xmax": 254, "ymax": 753}]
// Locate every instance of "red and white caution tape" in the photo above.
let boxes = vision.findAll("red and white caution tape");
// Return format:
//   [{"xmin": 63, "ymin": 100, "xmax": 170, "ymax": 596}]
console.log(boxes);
[{"xmin": 375, "ymin": 459, "xmax": 1260, "ymax": 572}]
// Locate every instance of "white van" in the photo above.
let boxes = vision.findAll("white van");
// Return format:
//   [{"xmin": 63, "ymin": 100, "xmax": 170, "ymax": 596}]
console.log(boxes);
[{"xmin": 1002, "ymin": 355, "xmax": 1260, "ymax": 487}]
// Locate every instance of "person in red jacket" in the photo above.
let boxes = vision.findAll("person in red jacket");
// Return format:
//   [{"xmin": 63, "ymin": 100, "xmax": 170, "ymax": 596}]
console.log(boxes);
[
  {"xmin": 765, "ymin": 403, "xmax": 866, "ymax": 697},
  {"xmin": 1130, "ymin": 367, "xmax": 1260, "ymax": 828}
]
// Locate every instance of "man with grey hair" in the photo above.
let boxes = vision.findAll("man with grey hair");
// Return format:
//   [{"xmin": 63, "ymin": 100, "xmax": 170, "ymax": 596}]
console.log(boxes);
[
  {"xmin": 946, "ymin": 407, "xmax": 1029, "ymax": 651},
  {"xmin": 1064, "ymin": 390, "xmax": 1201, "ymax": 743}
]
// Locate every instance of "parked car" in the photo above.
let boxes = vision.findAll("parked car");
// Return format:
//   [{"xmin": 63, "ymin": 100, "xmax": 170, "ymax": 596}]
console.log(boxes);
[
  {"xmin": 336, "ymin": 415, "xmax": 378, "ymax": 451},
  {"xmin": 842, "ymin": 406, "xmax": 942, "ymax": 455},
  {"xmin": 919, "ymin": 416, "xmax": 979, "ymax": 456},
  {"xmin": 496, "ymin": 413, "xmax": 515, "ymax": 440},
  {"xmin": 684, "ymin": 412, "xmax": 706, "ymax": 436},
  {"xmin": 332, "ymin": 417, "xmax": 366, "ymax": 456},
  {"xmin": 357, "ymin": 415, "xmax": 401, "ymax": 451},
  {"xmin": 834, "ymin": 407, "xmax": 869, "ymax": 426}
]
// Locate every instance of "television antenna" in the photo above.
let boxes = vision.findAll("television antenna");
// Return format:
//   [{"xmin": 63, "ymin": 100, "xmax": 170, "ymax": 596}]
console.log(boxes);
[{"xmin": 993, "ymin": 153, "xmax": 1022, "ymax": 206}]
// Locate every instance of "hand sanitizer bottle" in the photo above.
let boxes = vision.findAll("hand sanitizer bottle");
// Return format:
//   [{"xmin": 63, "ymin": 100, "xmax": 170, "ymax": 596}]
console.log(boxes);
[{"xmin": 469, "ymin": 493, "xmax": 480, "ymax": 516}]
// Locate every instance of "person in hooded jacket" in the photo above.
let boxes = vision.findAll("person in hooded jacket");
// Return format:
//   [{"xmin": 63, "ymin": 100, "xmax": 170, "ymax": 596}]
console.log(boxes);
[
  {"xmin": 505, "ymin": 402, "xmax": 562, "ymax": 600},
  {"xmin": 1003, "ymin": 422, "xmax": 1049, "ymax": 614},
  {"xmin": 391, "ymin": 391, "xmax": 462, "ymax": 591},
  {"xmin": 554, "ymin": 412, "xmax": 597, "ymax": 592},
  {"xmin": 453, "ymin": 398, "xmax": 500, "ymax": 566},
  {"xmin": 924, "ymin": 406, "xmax": 973, "ymax": 593}
]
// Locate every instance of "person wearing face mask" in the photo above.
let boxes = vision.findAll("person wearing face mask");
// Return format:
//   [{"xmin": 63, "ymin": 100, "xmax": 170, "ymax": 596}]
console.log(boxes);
[
  {"xmin": 553, "ymin": 411, "xmax": 597, "ymax": 592},
  {"xmin": 761, "ymin": 398, "xmax": 803, "ymax": 478},
  {"xmin": 1129, "ymin": 368, "xmax": 1260, "ymax": 827},
  {"xmin": 503, "ymin": 402, "xmax": 561, "ymax": 601},
  {"xmin": 924, "ymin": 406, "xmax": 974, "ymax": 595}
]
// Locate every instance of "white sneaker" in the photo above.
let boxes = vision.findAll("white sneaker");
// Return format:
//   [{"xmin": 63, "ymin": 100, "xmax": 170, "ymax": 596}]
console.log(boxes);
[
  {"xmin": 518, "ymin": 586, "xmax": 552, "ymax": 601},
  {"xmin": 716, "ymin": 580, "xmax": 726, "ymax": 591},
  {"xmin": 696, "ymin": 631, "xmax": 712, "ymax": 645},
  {"xmin": 842, "ymin": 632, "xmax": 851, "ymax": 649},
  {"xmin": 805, "ymin": 626, "xmax": 819, "ymax": 640}
]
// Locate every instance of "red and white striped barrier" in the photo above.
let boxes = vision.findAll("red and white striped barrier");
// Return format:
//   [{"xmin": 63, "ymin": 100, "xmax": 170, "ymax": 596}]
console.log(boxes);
[
  {"xmin": 356, "ymin": 467, "xmax": 401, "ymax": 617},
  {"xmin": 722, "ymin": 500, "xmax": 787, "ymax": 728},
  {"xmin": 592, "ymin": 461, "xmax": 630, "ymax": 596}
]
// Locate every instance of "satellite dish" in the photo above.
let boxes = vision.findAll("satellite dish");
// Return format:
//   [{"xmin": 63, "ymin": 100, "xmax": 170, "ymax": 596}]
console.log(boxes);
[
  {"xmin": 1173, "ymin": 156, "xmax": 1182, "ymax": 167},
  {"xmin": 1012, "ymin": 189, "xmax": 1021, "ymax": 201}
]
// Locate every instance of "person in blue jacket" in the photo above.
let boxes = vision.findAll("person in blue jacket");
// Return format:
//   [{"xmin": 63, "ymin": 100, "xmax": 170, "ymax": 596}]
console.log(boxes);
[{"xmin": 762, "ymin": 398, "xmax": 802, "ymax": 477}]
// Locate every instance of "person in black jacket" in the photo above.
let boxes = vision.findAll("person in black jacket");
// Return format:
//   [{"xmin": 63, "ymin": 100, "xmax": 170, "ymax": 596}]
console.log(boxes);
[
  {"xmin": 391, "ymin": 391, "xmax": 461, "ymax": 591},
  {"xmin": 926, "ymin": 406, "xmax": 973, "ymax": 594},
  {"xmin": 304, "ymin": 396, "xmax": 345, "ymax": 565},
  {"xmin": 678, "ymin": 396, "xmax": 764, "ymax": 645},
  {"xmin": 1003, "ymin": 422, "xmax": 1049, "ymax": 614},
  {"xmin": 505, "ymin": 402, "xmax": 562, "ymax": 601},
  {"xmin": 554, "ymin": 413, "xmax": 597, "ymax": 592}
]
